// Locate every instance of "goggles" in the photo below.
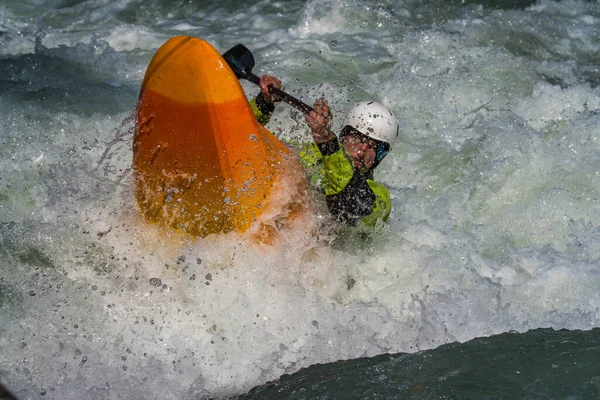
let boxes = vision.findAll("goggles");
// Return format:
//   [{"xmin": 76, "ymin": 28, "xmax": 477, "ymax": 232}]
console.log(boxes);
[{"xmin": 340, "ymin": 126, "xmax": 390, "ymax": 167}]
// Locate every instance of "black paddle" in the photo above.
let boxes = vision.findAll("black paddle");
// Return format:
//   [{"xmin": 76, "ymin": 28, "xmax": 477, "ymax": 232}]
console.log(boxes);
[{"xmin": 223, "ymin": 44, "xmax": 314, "ymax": 115}]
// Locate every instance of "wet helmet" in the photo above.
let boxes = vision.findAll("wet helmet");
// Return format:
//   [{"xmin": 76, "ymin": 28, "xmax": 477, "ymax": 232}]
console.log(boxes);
[{"xmin": 341, "ymin": 101, "xmax": 399, "ymax": 167}]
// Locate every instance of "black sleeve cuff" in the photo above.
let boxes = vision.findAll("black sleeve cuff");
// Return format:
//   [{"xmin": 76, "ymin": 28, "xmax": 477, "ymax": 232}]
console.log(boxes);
[
  {"xmin": 317, "ymin": 139, "xmax": 340, "ymax": 156},
  {"xmin": 255, "ymin": 92, "xmax": 275, "ymax": 115}
]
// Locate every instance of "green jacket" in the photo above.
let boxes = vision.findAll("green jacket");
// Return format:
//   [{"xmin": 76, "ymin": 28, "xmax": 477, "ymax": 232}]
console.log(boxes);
[{"xmin": 250, "ymin": 95, "xmax": 391, "ymax": 226}]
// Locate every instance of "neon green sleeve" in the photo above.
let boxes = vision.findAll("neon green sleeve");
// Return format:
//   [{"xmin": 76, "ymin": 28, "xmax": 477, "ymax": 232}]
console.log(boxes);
[
  {"xmin": 293, "ymin": 141, "xmax": 354, "ymax": 194},
  {"xmin": 360, "ymin": 180, "xmax": 391, "ymax": 226},
  {"xmin": 297, "ymin": 142, "xmax": 322, "ymax": 168},
  {"xmin": 296, "ymin": 142, "xmax": 325, "ymax": 188},
  {"xmin": 321, "ymin": 148, "xmax": 354, "ymax": 196}
]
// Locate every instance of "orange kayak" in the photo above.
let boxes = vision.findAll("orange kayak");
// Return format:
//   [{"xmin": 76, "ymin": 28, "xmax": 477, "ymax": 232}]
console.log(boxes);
[{"xmin": 134, "ymin": 36, "xmax": 305, "ymax": 238}]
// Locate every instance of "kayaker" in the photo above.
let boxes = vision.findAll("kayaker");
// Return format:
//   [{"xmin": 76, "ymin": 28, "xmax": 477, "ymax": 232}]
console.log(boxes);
[{"xmin": 250, "ymin": 75, "xmax": 398, "ymax": 227}]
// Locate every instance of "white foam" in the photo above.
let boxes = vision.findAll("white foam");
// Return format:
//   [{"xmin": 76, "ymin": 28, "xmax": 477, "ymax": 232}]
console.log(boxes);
[
  {"xmin": 2, "ymin": 0, "xmax": 600, "ymax": 398},
  {"xmin": 105, "ymin": 26, "xmax": 166, "ymax": 52},
  {"xmin": 514, "ymin": 82, "xmax": 600, "ymax": 131}
]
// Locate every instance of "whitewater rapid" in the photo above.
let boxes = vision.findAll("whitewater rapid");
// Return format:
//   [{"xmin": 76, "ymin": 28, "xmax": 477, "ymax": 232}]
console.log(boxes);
[{"xmin": 1, "ymin": 0, "xmax": 599, "ymax": 398}]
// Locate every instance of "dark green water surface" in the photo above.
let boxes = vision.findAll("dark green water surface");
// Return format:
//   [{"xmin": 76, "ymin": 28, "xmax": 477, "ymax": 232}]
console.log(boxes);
[{"xmin": 239, "ymin": 328, "xmax": 600, "ymax": 399}]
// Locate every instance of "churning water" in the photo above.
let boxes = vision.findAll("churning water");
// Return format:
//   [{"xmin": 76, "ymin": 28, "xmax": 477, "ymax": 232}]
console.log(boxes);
[{"xmin": 1, "ymin": 0, "xmax": 599, "ymax": 398}]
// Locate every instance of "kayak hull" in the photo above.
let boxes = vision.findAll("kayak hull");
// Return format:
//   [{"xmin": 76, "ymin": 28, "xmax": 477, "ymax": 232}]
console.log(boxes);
[{"xmin": 134, "ymin": 36, "xmax": 303, "ymax": 237}]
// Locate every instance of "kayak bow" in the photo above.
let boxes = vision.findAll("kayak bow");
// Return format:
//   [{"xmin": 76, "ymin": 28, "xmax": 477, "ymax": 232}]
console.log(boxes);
[{"xmin": 134, "ymin": 36, "xmax": 305, "ymax": 238}]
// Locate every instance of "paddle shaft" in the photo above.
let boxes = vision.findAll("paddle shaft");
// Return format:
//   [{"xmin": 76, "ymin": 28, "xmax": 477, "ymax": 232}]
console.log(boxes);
[
  {"xmin": 245, "ymin": 72, "xmax": 314, "ymax": 115},
  {"xmin": 222, "ymin": 43, "xmax": 314, "ymax": 115}
]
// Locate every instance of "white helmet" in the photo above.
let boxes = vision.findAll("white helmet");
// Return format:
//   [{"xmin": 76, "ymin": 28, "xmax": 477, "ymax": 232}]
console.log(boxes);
[{"xmin": 342, "ymin": 101, "xmax": 399, "ymax": 149}]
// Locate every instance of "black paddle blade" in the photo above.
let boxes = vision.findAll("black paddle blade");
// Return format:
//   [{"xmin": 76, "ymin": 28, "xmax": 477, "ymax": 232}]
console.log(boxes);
[
  {"xmin": 222, "ymin": 44, "xmax": 255, "ymax": 80},
  {"xmin": 222, "ymin": 43, "xmax": 313, "ymax": 114}
]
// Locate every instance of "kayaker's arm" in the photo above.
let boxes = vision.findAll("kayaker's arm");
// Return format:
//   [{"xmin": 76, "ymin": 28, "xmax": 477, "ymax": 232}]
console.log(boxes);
[
  {"xmin": 305, "ymin": 98, "xmax": 337, "ymax": 144},
  {"xmin": 250, "ymin": 75, "xmax": 282, "ymax": 126}
]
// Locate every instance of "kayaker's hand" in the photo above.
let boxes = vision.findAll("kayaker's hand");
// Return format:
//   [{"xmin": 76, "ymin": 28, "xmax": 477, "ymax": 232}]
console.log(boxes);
[
  {"xmin": 259, "ymin": 75, "xmax": 282, "ymax": 103},
  {"xmin": 306, "ymin": 98, "xmax": 336, "ymax": 144}
]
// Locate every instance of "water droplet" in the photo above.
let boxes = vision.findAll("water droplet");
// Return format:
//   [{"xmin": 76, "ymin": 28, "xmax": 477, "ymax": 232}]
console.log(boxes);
[{"xmin": 149, "ymin": 278, "xmax": 162, "ymax": 287}]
